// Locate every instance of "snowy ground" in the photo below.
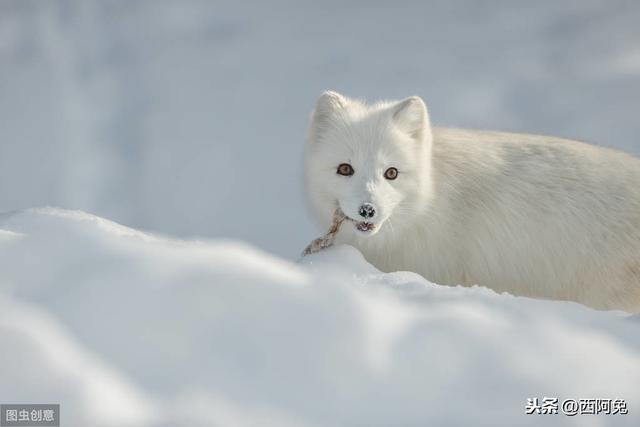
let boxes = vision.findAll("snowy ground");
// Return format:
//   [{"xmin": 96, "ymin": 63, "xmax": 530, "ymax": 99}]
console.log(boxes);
[{"xmin": 1, "ymin": 208, "xmax": 639, "ymax": 426}]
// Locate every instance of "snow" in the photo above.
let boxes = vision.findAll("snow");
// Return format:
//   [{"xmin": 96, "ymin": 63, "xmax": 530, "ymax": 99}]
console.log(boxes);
[
  {"xmin": 0, "ymin": 294, "xmax": 155, "ymax": 427},
  {"xmin": 1, "ymin": 208, "xmax": 639, "ymax": 426}
]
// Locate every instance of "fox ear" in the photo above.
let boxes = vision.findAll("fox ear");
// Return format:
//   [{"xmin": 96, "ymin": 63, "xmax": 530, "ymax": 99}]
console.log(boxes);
[
  {"xmin": 392, "ymin": 96, "xmax": 430, "ymax": 142},
  {"xmin": 309, "ymin": 91, "xmax": 349, "ymax": 143},
  {"xmin": 312, "ymin": 90, "xmax": 349, "ymax": 127},
  {"xmin": 312, "ymin": 91, "xmax": 347, "ymax": 126}
]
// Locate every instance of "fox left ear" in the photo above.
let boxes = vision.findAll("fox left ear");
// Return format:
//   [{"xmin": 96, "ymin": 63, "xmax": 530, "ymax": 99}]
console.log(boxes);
[{"xmin": 392, "ymin": 96, "xmax": 431, "ymax": 142}]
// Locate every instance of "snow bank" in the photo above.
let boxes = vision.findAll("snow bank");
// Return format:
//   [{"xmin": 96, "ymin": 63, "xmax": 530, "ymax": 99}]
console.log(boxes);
[{"xmin": 1, "ymin": 208, "xmax": 639, "ymax": 426}]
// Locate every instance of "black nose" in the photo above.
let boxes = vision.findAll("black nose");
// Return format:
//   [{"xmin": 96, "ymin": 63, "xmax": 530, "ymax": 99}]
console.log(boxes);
[{"xmin": 359, "ymin": 203, "xmax": 376, "ymax": 219}]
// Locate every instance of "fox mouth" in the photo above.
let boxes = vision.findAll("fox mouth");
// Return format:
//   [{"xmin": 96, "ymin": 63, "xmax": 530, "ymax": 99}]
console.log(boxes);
[
  {"xmin": 343, "ymin": 214, "xmax": 377, "ymax": 233},
  {"xmin": 354, "ymin": 221, "xmax": 376, "ymax": 232}
]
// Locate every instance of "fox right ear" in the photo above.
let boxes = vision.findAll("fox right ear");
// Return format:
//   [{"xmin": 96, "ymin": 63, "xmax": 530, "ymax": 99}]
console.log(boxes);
[
  {"xmin": 311, "ymin": 91, "xmax": 347, "ymax": 127},
  {"xmin": 315, "ymin": 90, "xmax": 347, "ymax": 113}
]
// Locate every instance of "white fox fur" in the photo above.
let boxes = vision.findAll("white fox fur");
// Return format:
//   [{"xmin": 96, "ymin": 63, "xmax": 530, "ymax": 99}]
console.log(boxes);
[{"xmin": 304, "ymin": 91, "xmax": 640, "ymax": 312}]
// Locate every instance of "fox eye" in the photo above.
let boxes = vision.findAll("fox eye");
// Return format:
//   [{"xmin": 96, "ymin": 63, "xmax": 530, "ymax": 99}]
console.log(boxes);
[
  {"xmin": 384, "ymin": 167, "xmax": 398, "ymax": 180},
  {"xmin": 337, "ymin": 163, "xmax": 354, "ymax": 176}
]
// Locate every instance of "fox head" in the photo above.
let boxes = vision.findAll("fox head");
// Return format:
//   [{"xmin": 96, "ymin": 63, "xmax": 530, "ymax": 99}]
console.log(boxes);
[{"xmin": 304, "ymin": 91, "xmax": 434, "ymax": 240}]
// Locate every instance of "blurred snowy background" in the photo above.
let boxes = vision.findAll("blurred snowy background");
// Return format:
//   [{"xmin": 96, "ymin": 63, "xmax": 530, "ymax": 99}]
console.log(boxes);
[{"xmin": 2, "ymin": 0, "xmax": 640, "ymax": 258}]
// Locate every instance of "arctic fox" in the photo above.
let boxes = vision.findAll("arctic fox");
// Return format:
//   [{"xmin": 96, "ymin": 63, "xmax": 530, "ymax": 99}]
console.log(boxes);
[{"xmin": 304, "ymin": 91, "xmax": 640, "ymax": 312}]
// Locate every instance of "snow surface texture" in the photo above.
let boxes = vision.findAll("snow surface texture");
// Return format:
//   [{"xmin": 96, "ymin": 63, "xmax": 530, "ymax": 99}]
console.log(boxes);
[
  {"xmin": 1, "ymin": 208, "xmax": 639, "ymax": 427},
  {"xmin": 2, "ymin": 1, "xmax": 640, "ymax": 257}
]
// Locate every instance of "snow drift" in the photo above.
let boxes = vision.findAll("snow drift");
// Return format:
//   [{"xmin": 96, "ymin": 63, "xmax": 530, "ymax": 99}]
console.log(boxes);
[{"xmin": 1, "ymin": 208, "xmax": 639, "ymax": 427}]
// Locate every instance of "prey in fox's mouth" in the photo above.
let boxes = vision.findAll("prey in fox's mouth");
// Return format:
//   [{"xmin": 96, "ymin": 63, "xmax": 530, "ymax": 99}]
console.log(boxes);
[{"xmin": 301, "ymin": 205, "xmax": 380, "ymax": 257}]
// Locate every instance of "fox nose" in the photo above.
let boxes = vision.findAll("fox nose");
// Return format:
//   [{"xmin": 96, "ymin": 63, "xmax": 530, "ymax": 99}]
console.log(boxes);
[{"xmin": 358, "ymin": 203, "xmax": 376, "ymax": 219}]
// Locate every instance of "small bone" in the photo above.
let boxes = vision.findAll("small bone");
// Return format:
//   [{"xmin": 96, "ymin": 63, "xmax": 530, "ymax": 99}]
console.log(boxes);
[{"xmin": 302, "ymin": 208, "xmax": 346, "ymax": 256}]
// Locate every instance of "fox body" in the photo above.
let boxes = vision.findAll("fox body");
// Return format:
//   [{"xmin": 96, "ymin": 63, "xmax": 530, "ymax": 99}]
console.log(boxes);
[{"xmin": 304, "ymin": 91, "xmax": 640, "ymax": 312}]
